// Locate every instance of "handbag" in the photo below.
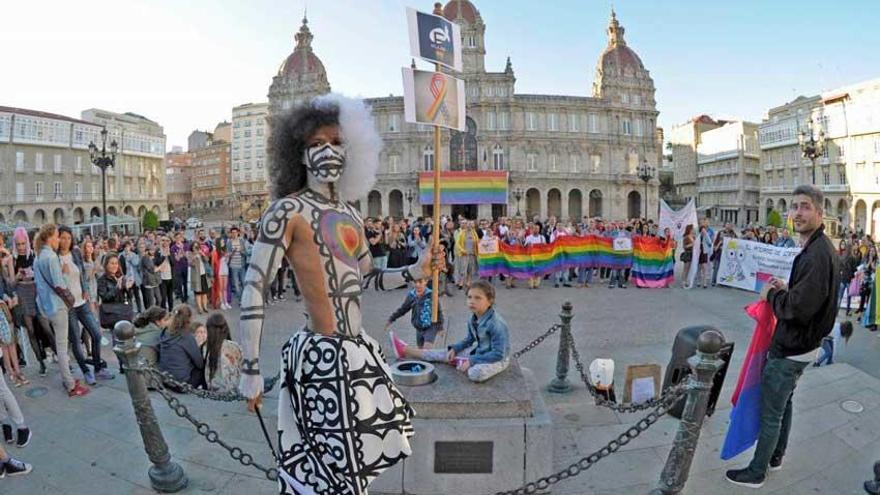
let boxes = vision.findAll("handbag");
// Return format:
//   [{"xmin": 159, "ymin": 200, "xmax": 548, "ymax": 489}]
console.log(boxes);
[
  {"xmin": 36, "ymin": 258, "xmax": 75, "ymax": 309},
  {"xmin": 100, "ymin": 300, "xmax": 134, "ymax": 329}
]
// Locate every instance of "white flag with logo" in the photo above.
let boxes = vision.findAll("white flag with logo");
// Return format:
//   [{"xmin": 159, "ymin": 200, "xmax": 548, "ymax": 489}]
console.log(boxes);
[{"xmin": 659, "ymin": 199, "xmax": 697, "ymax": 241}]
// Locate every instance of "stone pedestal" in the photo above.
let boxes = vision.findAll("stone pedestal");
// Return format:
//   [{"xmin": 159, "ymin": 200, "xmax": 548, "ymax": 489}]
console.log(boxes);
[{"xmin": 372, "ymin": 362, "xmax": 553, "ymax": 495}]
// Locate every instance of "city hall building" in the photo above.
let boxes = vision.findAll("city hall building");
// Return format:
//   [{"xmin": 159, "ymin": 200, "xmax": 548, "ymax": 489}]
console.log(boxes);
[{"xmin": 265, "ymin": 1, "xmax": 661, "ymax": 222}]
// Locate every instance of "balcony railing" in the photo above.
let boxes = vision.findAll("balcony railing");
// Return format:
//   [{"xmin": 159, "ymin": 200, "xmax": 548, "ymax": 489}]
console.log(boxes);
[
  {"xmin": 761, "ymin": 185, "xmax": 785, "ymax": 193},
  {"xmin": 821, "ymin": 184, "xmax": 849, "ymax": 192}
]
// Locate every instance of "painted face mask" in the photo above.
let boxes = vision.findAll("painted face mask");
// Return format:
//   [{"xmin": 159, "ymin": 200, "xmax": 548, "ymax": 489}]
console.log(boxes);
[{"xmin": 304, "ymin": 143, "xmax": 346, "ymax": 183}]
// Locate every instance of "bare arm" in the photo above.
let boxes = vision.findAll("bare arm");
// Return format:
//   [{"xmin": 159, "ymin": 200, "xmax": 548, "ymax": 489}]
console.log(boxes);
[{"xmin": 237, "ymin": 198, "xmax": 299, "ymax": 400}]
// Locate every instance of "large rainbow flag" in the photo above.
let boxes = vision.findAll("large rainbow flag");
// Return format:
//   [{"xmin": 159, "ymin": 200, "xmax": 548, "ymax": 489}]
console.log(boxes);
[
  {"xmin": 478, "ymin": 234, "xmax": 638, "ymax": 280},
  {"xmin": 631, "ymin": 235, "xmax": 675, "ymax": 288},
  {"xmin": 418, "ymin": 171, "xmax": 508, "ymax": 205}
]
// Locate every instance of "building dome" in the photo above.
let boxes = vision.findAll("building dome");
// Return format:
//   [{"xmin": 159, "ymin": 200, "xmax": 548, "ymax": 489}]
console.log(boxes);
[
  {"xmin": 443, "ymin": 0, "xmax": 480, "ymax": 24},
  {"xmin": 277, "ymin": 16, "xmax": 327, "ymax": 80},
  {"xmin": 597, "ymin": 10, "xmax": 645, "ymax": 76}
]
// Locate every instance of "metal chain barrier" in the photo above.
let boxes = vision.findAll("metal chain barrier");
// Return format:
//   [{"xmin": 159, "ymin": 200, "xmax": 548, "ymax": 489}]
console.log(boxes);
[
  {"xmin": 128, "ymin": 364, "xmax": 247, "ymax": 401},
  {"xmin": 567, "ymin": 331, "xmax": 687, "ymax": 413},
  {"xmin": 513, "ymin": 323, "xmax": 562, "ymax": 359},
  {"xmin": 493, "ymin": 386, "xmax": 682, "ymax": 495},
  {"xmin": 139, "ymin": 368, "xmax": 280, "ymax": 482}
]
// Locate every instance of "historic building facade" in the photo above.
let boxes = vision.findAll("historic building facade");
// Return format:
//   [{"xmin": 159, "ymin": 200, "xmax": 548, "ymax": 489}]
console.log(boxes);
[
  {"xmin": 267, "ymin": 1, "xmax": 661, "ymax": 222},
  {"xmin": 0, "ymin": 106, "xmax": 166, "ymax": 228},
  {"xmin": 759, "ymin": 78, "xmax": 880, "ymax": 237}
]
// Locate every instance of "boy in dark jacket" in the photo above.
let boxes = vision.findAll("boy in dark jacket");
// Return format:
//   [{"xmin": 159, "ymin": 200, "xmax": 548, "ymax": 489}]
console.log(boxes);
[{"xmin": 385, "ymin": 278, "xmax": 443, "ymax": 349}]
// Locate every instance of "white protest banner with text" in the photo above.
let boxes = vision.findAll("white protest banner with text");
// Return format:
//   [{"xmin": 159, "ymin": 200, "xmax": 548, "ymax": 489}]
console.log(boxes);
[{"xmin": 716, "ymin": 238, "xmax": 800, "ymax": 292}]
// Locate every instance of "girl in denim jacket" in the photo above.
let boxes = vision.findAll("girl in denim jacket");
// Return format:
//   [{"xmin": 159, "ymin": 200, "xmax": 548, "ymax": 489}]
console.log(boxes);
[{"xmin": 391, "ymin": 280, "xmax": 511, "ymax": 383}]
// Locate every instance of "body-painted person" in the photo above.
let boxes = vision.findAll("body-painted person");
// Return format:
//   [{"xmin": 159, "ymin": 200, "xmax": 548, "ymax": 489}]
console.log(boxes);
[{"xmin": 237, "ymin": 95, "xmax": 440, "ymax": 495}]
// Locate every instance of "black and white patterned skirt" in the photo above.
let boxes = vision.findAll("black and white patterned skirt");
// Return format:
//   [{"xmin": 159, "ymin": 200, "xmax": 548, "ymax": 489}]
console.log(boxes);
[{"xmin": 277, "ymin": 329, "xmax": 415, "ymax": 495}]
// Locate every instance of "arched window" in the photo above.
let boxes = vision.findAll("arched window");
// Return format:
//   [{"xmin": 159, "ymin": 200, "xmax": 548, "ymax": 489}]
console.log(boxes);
[
  {"xmin": 423, "ymin": 145, "xmax": 434, "ymax": 171},
  {"xmin": 492, "ymin": 145, "xmax": 504, "ymax": 170}
]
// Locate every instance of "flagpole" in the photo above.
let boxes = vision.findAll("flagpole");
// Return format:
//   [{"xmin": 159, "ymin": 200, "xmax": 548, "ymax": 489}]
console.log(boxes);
[
  {"xmin": 431, "ymin": 61, "xmax": 442, "ymax": 323},
  {"xmin": 429, "ymin": 2, "xmax": 444, "ymax": 323}
]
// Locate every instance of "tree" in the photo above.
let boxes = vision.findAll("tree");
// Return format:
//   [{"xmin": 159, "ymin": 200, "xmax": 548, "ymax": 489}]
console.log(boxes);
[
  {"xmin": 143, "ymin": 211, "xmax": 159, "ymax": 230},
  {"xmin": 766, "ymin": 209, "xmax": 783, "ymax": 228}
]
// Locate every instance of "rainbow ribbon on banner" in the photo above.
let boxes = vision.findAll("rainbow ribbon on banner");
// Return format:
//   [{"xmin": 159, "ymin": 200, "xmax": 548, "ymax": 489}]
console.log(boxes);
[{"xmin": 427, "ymin": 72, "xmax": 449, "ymax": 122}]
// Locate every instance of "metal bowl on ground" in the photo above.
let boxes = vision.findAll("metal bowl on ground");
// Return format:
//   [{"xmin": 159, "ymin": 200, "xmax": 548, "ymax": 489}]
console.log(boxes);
[{"xmin": 391, "ymin": 360, "xmax": 437, "ymax": 386}]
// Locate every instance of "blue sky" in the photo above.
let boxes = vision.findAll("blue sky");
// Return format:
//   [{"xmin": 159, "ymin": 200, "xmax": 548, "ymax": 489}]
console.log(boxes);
[{"xmin": 3, "ymin": 0, "xmax": 877, "ymax": 148}]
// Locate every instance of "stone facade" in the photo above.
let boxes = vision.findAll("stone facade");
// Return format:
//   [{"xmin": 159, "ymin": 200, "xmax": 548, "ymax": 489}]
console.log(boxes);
[
  {"xmin": 267, "ymin": 2, "xmax": 661, "ymax": 222},
  {"xmin": 695, "ymin": 121, "xmax": 761, "ymax": 226},
  {"xmin": 758, "ymin": 78, "xmax": 880, "ymax": 237},
  {"xmin": 0, "ymin": 106, "xmax": 166, "ymax": 227}
]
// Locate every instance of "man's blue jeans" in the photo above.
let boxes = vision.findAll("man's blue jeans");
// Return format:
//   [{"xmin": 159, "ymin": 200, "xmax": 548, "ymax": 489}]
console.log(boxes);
[
  {"xmin": 746, "ymin": 357, "xmax": 809, "ymax": 475},
  {"xmin": 229, "ymin": 266, "xmax": 246, "ymax": 300},
  {"xmin": 68, "ymin": 304, "xmax": 104, "ymax": 372}
]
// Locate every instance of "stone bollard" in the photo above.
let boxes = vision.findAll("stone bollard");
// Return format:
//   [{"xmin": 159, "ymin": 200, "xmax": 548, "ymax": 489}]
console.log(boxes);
[
  {"xmin": 648, "ymin": 330, "xmax": 725, "ymax": 495},
  {"xmin": 548, "ymin": 301, "xmax": 574, "ymax": 393},
  {"xmin": 113, "ymin": 321, "xmax": 189, "ymax": 493}
]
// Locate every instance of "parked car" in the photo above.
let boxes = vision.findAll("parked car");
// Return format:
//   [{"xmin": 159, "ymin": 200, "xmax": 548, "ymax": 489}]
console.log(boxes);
[{"xmin": 186, "ymin": 217, "xmax": 203, "ymax": 229}]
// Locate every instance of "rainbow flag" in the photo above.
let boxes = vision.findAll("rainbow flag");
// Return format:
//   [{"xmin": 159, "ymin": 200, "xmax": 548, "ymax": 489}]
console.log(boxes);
[
  {"xmin": 418, "ymin": 171, "xmax": 508, "ymax": 205},
  {"xmin": 478, "ymin": 234, "xmax": 633, "ymax": 280},
  {"xmin": 631, "ymin": 236, "xmax": 675, "ymax": 288}
]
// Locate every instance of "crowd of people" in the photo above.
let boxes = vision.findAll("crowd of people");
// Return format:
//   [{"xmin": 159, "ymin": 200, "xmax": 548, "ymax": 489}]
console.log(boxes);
[
  {"xmin": 0, "ymin": 203, "xmax": 875, "ymax": 480},
  {"xmin": 0, "ymin": 221, "xmax": 285, "ymax": 477}
]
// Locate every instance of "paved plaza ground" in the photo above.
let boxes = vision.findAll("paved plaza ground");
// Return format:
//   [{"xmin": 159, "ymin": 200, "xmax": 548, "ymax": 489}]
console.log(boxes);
[{"xmin": 3, "ymin": 281, "xmax": 880, "ymax": 494}]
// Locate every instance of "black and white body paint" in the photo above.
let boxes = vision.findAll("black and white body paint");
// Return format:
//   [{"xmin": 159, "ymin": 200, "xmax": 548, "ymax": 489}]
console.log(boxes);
[
  {"xmin": 237, "ymin": 94, "xmax": 426, "ymax": 495},
  {"xmin": 304, "ymin": 143, "xmax": 346, "ymax": 183}
]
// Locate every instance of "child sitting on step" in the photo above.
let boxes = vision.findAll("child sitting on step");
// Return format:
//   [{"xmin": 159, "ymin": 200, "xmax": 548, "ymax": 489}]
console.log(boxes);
[
  {"xmin": 813, "ymin": 320, "xmax": 853, "ymax": 367},
  {"xmin": 385, "ymin": 278, "xmax": 444, "ymax": 349},
  {"xmin": 390, "ymin": 280, "xmax": 511, "ymax": 383}
]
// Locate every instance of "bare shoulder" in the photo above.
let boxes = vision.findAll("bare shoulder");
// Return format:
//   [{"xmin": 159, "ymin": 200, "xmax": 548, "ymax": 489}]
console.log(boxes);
[
  {"xmin": 342, "ymin": 201, "xmax": 365, "ymax": 228},
  {"xmin": 259, "ymin": 196, "xmax": 307, "ymax": 244}
]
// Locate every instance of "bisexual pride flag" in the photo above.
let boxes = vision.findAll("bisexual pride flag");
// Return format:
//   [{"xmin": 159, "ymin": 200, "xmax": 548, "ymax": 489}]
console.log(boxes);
[
  {"xmin": 631, "ymin": 235, "xmax": 675, "ymax": 288},
  {"xmin": 721, "ymin": 301, "xmax": 777, "ymax": 460}
]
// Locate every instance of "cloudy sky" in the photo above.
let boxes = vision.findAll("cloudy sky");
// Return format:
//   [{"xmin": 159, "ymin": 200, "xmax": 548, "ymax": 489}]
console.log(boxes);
[{"xmin": 3, "ymin": 0, "xmax": 877, "ymax": 148}]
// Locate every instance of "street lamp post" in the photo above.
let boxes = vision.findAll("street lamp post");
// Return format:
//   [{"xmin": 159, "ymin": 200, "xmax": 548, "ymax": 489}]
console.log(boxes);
[
  {"xmin": 513, "ymin": 187, "xmax": 524, "ymax": 217},
  {"xmin": 638, "ymin": 161, "xmax": 655, "ymax": 221},
  {"xmin": 88, "ymin": 128, "xmax": 118, "ymax": 235},
  {"xmin": 798, "ymin": 117, "xmax": 826, "ymax": 186},
  {"xmin": 405, "ymin": 189, "xmax": 414, "ymax": 217}
]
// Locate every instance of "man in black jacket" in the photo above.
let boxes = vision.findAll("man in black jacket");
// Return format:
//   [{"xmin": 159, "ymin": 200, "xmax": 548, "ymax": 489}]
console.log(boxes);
[{"xmin": 727, "ymin": 185, "xmax": 839, "ymax": 488}]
